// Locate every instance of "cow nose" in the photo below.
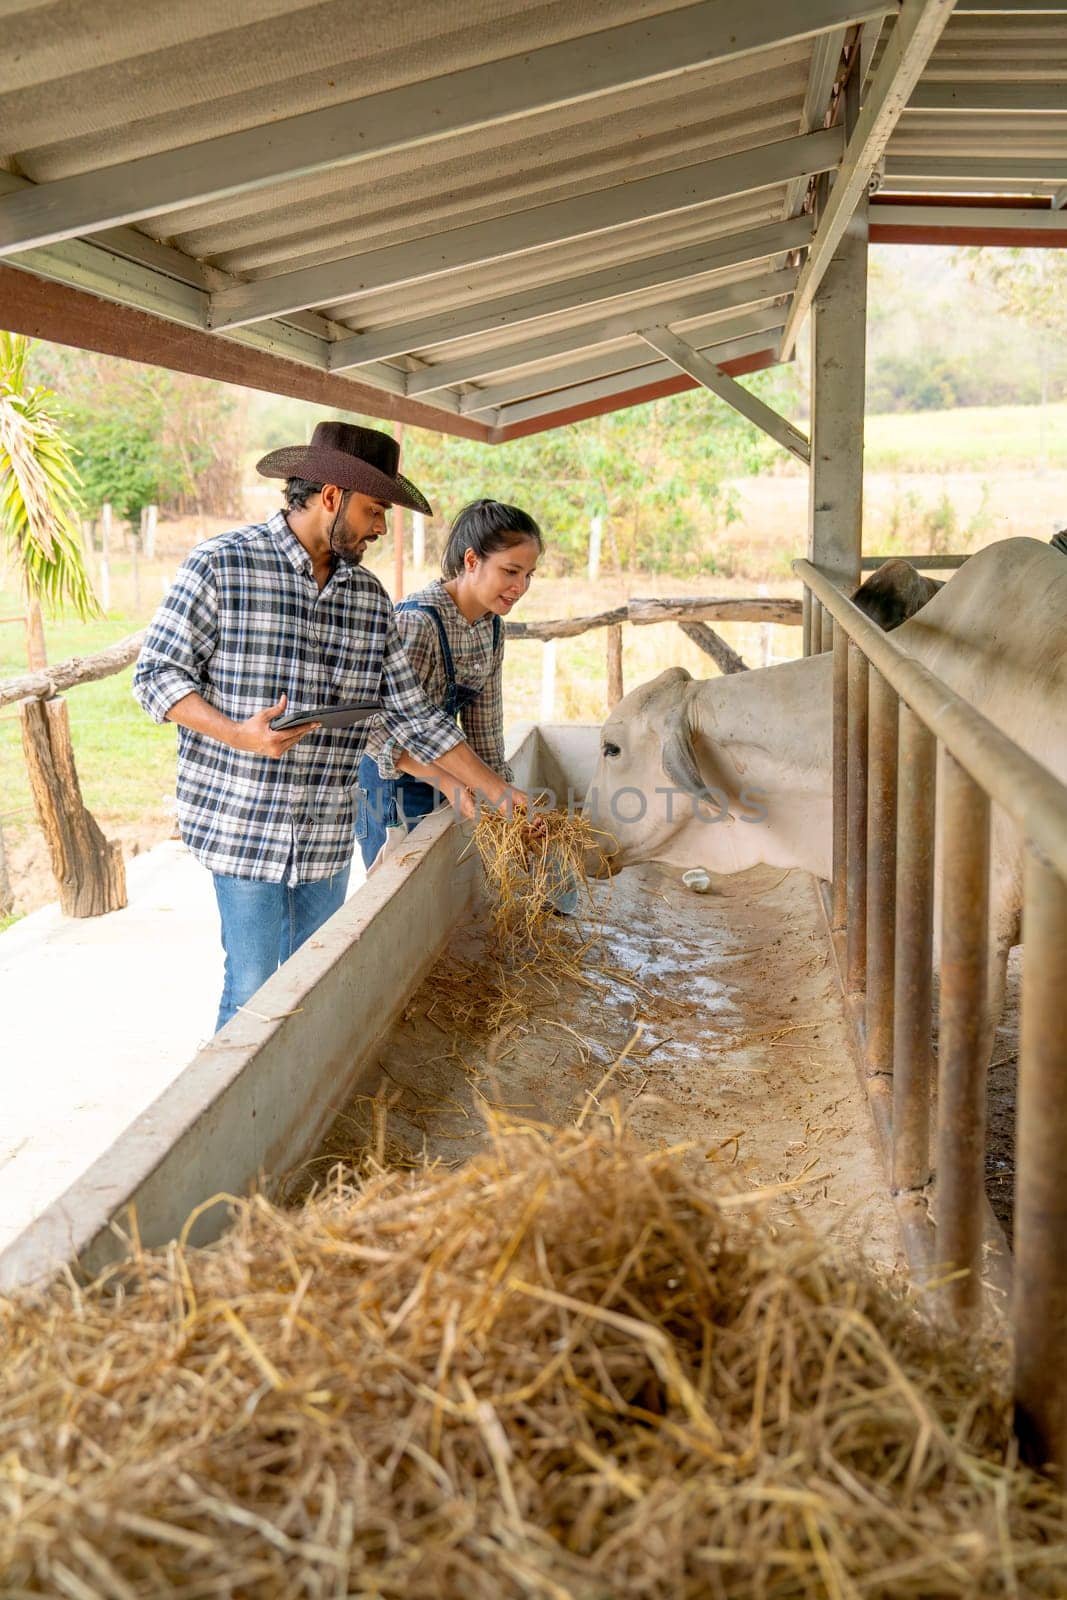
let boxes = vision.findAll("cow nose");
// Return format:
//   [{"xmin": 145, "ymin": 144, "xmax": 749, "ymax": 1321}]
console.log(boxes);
[{"xmin": 584, "ymin": 843, "xmax": 616, "ymax": 879}]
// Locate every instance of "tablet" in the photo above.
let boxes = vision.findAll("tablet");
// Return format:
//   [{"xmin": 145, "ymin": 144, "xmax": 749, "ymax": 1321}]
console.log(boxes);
[{"xmin": 270, "ymin": 701, "xmax": 381, "ymax": 731}]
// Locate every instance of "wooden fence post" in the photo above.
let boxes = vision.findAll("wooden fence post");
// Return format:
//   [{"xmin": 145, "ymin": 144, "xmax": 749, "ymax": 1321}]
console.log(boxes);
[
  {"xmin": 588, "ymin": 514, "xmax": 602, "ymax": 583},
  {"xmin": 132, "ymin": 511, "xmax": 143, "ymax": 609},
  {"xmin": 19, "ymin": 697, "xmax": 127, "ymax": 917},
  {"xmin": 143, "ymin": 504, "xmax": 158, "ymax": 560},
  {"xmin": 540, "ymin": 640, "xmax": 557, "ymax": 722},
  {"xmin": 606, "ymin": 623, "xmax": 624, "ymax": 708}
]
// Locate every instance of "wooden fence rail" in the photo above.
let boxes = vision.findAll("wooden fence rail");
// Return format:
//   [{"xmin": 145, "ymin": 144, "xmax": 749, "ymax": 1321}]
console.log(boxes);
[
  {"xmin": 0, "ymin": 631, "xmax": 145, "ymax": 711},
  {"xmin": 504, "ymin": 594, "xmax": 801, "ymax": 641}
]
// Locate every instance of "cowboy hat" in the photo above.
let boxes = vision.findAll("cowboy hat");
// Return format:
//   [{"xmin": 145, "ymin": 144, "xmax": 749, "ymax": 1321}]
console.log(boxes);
[{"xmin": 256, "ymin": 422, "xmax": 432, "ymax": 516}]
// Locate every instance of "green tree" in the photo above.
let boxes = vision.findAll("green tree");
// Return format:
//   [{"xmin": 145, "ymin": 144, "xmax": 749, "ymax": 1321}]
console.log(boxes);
[
  {"xmin": 0, "ymin": 333, "xmax": 99, "ymax": 668},
  {"xmin": 402, "ymin": 365, "xmax": 805, "ymax": 575},
  {"xmin": 962, "ymin": 248, "xmax": 1067, "ymax": 339},
  {"xmin": 27, "ymin": 347, "xmax": 244, "ymax": 524}
]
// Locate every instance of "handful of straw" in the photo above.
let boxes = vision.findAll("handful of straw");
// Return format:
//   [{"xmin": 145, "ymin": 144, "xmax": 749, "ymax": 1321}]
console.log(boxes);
[
  {"xmin": 3, "ymin": 1120, "xmax": 1064, "ymax": 1598},
  {"xmin": 439, "ymin": 805, "xmax": 606, "ymax": 1036}
]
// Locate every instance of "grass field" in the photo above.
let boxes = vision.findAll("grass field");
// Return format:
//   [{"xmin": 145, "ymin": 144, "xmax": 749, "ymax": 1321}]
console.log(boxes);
[{"xmin": 862, "ymin": 403, "xmax": 1067, "ymax": 474}]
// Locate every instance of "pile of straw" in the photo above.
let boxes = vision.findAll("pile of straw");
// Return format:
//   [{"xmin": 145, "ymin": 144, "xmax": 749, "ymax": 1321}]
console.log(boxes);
[{"xmin": 3, "ymin": 1121, "xmax": 1064, "ymax": 1597}]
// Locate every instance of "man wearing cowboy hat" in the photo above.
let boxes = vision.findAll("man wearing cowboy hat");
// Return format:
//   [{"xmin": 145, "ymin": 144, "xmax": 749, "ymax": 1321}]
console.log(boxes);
[{"xmin": 135, "ymin": 422, "xmax": 524, "ymax": 1032}]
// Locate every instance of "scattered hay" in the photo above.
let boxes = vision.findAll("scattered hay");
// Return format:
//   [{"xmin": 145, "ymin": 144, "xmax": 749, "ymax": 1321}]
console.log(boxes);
[
  {"xmin": 433, "ymin": 807, "xmax": 609, "ymax": 1038},
  {"xmin": 2, "ymin": 1121, "xmax": 1065, "ymax": 1598}
]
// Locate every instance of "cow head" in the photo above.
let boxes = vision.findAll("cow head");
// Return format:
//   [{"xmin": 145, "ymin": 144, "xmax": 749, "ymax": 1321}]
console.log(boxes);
[{"xmin": 584, "ymin": 658, "xmax": 834, "ymax": 881}]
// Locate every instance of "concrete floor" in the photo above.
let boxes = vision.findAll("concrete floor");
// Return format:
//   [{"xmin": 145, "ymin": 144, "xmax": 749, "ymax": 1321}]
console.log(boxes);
[
  {"xmin": 0, "ymin": 840, "xmax": 366, "ymax": 1255},
  {"xmin": 311, "ymin": 861, "xmax": 904, "ymax": 1270}
]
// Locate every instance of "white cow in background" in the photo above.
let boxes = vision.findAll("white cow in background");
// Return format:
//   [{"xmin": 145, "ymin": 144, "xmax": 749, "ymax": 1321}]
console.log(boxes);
[{"xmin": 585, "ymin": 538, "xmax": 1067, "ymax": 1052}]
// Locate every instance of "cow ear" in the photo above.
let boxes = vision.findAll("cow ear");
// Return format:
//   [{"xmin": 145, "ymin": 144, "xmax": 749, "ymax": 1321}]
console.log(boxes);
[{"xmin": 662, "ymin": 698, "xmax": 705, "ymax": 798}]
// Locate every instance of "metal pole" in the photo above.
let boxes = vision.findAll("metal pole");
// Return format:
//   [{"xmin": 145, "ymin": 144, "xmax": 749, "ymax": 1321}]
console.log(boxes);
[
  {"xmin": 865, "ymin": 667, "xmax": 898, "ymax": 1078},
  {"xmin": 935, "ymin": 752, "xmax": 990, "ymax": 1320},
  {"xmin": 892, "ymin": 706, "xmax": 936, "ymax": 1191},
  {"xmin": 1014, "ymin": 847, "xmax": 1067, "ymax": 1473},
  {"xmin": 832, "ymin": 621, "xmax": 849, "ymax": 931},
  {"xmin": 846, "ymin": 641, "xmax": 869, "ymax": 992},
  {"xmin": 393, "ymin": 423, "xmax": 405, "ymax": 598}
]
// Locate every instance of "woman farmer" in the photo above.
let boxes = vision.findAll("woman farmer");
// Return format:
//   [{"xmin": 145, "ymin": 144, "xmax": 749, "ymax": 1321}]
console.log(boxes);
[{"xmin": 357, "ymin": 499, "xmax": 542, "ymax": 866}]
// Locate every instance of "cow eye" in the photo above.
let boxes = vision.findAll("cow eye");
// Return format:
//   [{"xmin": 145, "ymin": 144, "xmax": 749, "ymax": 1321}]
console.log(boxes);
[{"xmin": 602, "ymin": 741, "xmax": 621, "ymax": 758}]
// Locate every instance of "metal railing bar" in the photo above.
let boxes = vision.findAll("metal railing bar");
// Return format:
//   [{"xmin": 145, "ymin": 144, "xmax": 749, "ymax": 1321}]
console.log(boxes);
[
  {"xmin": 934, "ymin": 754, "xmax": 992, "ymax": 1320},
  {"xmin": 859, "ymin": 553, "xmax": 969, "ymax": 571},
  {"xmin": 846, "ymin": 641, "xmax": 869, "ymax": 993},
  {"xmin": 891, "ymin": 705, "xmax": 936, "ymax": 1192},
  {"xmin": 1014, "ymin": 847, "xmax": 1067, "ymax": 1473},
  {"xmin": 865, "ymin": 666, "xmax": 898, "ymax": 1078},
  {"xmin": 831, "ymin": 622, "xmax": 849, "ymax": 930}
]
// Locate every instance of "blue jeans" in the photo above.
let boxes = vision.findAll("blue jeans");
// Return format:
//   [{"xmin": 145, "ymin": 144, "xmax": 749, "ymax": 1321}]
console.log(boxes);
[
  {"xmin": 212, "ymin": 867, "xmax": 350, "ymax": 1032},
  {"xmin": 355, "ymin": 753, "xmax": 438, "ymax": 870}
]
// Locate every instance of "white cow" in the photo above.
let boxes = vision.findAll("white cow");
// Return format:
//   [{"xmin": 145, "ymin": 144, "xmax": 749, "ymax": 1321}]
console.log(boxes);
[{"xmin": 585, "ymin": 538, "xmax": 1067, "ymax": 1050}]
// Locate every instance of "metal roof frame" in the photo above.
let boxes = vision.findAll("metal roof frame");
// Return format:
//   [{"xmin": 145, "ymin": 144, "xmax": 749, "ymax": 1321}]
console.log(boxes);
[{"xmin": 0, "ymin": 0, "xmax": 1063, "ymax": 441}]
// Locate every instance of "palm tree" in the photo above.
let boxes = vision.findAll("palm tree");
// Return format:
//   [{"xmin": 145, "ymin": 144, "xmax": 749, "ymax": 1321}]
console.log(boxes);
[{"xmin": 0, "ymin": 332, "xmax": 99, "ymax": 669}]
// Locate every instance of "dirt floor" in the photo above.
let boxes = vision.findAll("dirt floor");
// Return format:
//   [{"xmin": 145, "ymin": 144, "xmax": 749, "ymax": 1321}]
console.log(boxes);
[{"xmin": 306, "ymin": 862, "xmax": 905, "ymax": 1270}]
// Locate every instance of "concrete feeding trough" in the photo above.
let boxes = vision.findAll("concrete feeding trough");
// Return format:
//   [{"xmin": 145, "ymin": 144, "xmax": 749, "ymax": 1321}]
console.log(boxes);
[{"xmin": 0, "ymin": 723, "xmax": 900, "ymax": 1293}]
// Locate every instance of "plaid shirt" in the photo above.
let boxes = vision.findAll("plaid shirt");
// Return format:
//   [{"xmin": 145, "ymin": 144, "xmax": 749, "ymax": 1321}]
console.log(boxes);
[
  {"xmin": 133, "ymin": 513, "xmax": 462, "ymax": 883},
  {"xmin": 367, "ymin": 577, "xmax": 514, "ymax": 782}
]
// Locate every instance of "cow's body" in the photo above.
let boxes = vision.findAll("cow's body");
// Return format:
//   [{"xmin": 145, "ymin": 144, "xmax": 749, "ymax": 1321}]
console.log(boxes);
[
  {"xmin": 586, "ymin": 539, "xmax": 1067, "ymax": 1053},
  {"xmin": 851, "ymin": 558, "xmax": 944, "ymax": 631}
]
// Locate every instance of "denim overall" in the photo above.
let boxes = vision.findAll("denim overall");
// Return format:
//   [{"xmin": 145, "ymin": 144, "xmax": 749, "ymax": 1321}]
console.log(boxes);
[{"xmin": 356, "ymin": 603, "xmax": 500, "ymax": 870}]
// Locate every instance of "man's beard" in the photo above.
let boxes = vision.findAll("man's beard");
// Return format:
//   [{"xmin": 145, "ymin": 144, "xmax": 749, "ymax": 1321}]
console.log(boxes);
[
  {"xmin": 331, "ymin": 534, "xmax": 365, "ymax": 566},
  {"xmin": 327, "ymin": 493, "xmax": 366, "ymax": 565}
]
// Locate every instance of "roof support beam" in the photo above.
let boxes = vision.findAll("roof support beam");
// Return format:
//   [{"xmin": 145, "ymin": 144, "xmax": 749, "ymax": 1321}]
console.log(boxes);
[
  {"xmin": 207, "ymin": 127, "xmax": 845, "ymax": 331},
  {"xmin": 784, "ymin": 27, "xmax": 848, "ymax": 219},
  {"xmin": 953, "ymin": 2, "xmax": 1067, "ymax": 11},
  {"xmin": 639, "ymin": 325, "xmax": 811, "ymax": 463},
  {"xmin": 0, "ymin": 0, "xmax": 889, "ymax": 258},
  {"xmin": 908, "ymin": 82, "xmax": 1067, "ymax": 110},
  {"xmin": 0, "ymin": 264, "xmax": 488, "ymax": 442},
  {"xmin": 871, "ymin": 203, "xmax": 1067, "ymax": 233},
  {"xmin": 807, "ymin": 200, "xmax": 868, "ymax": 598},
  {"xmin": 885, "ymin": 156, "xmax": 1067, "ymax": 183},
  {"xmin": 781, "ymin": 0, "xmax": 958, "ymax": 359},
  {"xmin": 492, "ymin": 329, "xmax": 785, "ymax": 428},
  {"xmin": 878, "ymin": 176, "xmax": 1066, "ymax": 195},
  {"xmin": 458, "ymin": 305, "xmax": 788, "ymax": 413},
  {"xmin": 326, "ymin": 214, "xmax": 811, "ymax": 371},
  {"xmin": 406, "ymin": 267, "xmax": 796, "ymax": 396},
  {"xmin": 1, "ymin": 237, "xmax": 449, "ymax": 405}
]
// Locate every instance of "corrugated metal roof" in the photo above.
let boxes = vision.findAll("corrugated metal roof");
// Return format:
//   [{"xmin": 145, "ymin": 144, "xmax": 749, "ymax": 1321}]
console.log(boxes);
[{"xmin": 1, "ymin": 0, "xmax": 1064, "ymax": 440}]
